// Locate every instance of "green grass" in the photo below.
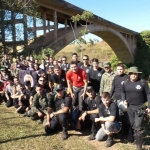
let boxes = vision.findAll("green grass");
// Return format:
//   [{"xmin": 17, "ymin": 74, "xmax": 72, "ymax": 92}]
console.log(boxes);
[{"xmin": 0, "ymin": 103, "xmax": 150, "ymax": 150}]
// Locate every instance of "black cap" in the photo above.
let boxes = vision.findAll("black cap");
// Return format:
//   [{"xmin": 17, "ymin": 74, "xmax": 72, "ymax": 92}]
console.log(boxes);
[
  {"xmin": 86, "ymin": 86, "xmax": 94, "ymax": 92},
  {"xmin": 24, "ymin": 81, "xmax": 31, "ymax": 86},
  {"xmin": 55, "ymin": 84, "xmax": 64, "ymax": 91}
]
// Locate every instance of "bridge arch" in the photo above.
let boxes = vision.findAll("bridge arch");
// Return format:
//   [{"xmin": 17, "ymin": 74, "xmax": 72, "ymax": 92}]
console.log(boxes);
[{"xmin": 47, "ymin": 24, "xmax": 134, "ymax": 63}]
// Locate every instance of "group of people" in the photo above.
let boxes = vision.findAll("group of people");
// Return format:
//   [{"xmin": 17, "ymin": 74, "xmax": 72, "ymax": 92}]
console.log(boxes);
[{"xmin": 0, "ymin": 53, "xmax": 150, "ymax": 150}]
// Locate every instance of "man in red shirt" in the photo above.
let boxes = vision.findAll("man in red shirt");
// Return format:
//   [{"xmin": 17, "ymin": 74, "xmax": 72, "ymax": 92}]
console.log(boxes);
[{"xmin": 66, "ymin": 61, "xmax": 88, "ymax": 128}]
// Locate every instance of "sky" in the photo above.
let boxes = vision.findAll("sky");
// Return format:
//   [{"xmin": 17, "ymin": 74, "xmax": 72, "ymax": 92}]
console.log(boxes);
[{"xmin": 65, "ymin": 0, "xmax": 150, "ymax": 41}]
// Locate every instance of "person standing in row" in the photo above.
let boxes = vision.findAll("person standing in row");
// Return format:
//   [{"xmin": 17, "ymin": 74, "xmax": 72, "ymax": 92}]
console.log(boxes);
[
  {"xmin": 110, "ymin": 63, "xmax": 130, "ymax": 137},
  {"xmin": 88, "ymin": 58, "xmax": 105, "ymax": 94},
  {"xmin": 121, "ymin": 66, "xmax": 150, "ymax": 150},
  {"xmin": 100, "ymin": 62, "xmax": 115, "ymax": 96}
]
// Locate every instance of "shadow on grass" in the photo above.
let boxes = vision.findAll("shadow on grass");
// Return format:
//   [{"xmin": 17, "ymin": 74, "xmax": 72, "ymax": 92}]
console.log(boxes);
[{"xmin": 0, "ymin": 134, "xmax": 45, "ymax": 144}]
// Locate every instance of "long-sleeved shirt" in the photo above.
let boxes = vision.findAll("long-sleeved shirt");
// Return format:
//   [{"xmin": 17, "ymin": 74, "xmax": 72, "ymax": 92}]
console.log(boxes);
[{"xmin": 121, "ymin": 78, "xmax": 150, "ymax": 108}]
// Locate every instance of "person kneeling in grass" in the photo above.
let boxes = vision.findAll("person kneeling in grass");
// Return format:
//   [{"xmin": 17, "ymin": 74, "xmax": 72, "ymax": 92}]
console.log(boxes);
[{"xmin": 95, "ymin": 92, "xmax": 122, "ymax": 147}]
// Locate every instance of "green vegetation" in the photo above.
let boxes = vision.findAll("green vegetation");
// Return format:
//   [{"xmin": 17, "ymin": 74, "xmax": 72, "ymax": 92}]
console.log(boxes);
[{"xmin": 134, "ymin": 30, "xmax": 150, "ymax": 79}]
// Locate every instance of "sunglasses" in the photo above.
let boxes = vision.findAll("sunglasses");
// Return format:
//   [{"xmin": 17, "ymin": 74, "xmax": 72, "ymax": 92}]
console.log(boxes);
[
  {"xmin": 62, "ymin": 60, "xmax": 66, "ymax": 61},
  {"xmin": 83, "ymin": 59, "xmax": 88, "ymax": 60}
]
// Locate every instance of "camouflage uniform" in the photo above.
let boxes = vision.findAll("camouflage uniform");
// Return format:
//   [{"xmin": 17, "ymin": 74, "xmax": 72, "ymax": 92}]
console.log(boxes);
[
  {"xmin": 100, "ymin": 71, "xmax": 116, "ymax": 96},
  {"xmin": 28, "ymin": 92, "xmax": 53, "ymax": 117}
]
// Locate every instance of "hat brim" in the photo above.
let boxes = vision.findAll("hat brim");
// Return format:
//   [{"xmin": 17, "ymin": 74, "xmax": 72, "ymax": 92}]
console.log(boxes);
[
  {"xmin": 104, "ymin": 65, "xmax": 110, "ymax": 68},
  {"xmin": 128, "ymin": 71, "xmax": 142, "ymax": 74},
  {"xmin": 56, "ymin": 88, "xmax": 63, "ymax": 91}
]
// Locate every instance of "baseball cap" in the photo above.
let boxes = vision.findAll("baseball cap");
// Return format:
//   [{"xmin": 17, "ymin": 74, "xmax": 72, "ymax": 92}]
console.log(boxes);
[
  {"xmin": 104, "ymin": 62, "xmax": 111, "ymax": 68},
  {"xmin": 86, "ymin": 86, "xmax": 94, "ymax": 92},
  {"xmin": 55, "ymin": 84, "xmax": 64, "ymax": 91}
]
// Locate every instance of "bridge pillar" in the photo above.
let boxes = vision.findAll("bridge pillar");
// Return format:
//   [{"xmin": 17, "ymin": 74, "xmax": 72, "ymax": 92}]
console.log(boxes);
[
  {"xmin": 33, "ymin": 18, "xmax": 37, "ymax": 38},
  {"xmin": 65, "ymin": 19, "xmax": 67, "ymax": 30},
  {"xmin": 43, "ymin": 12, "xmax": 46, "ymax": 36},
  {"xmin": 11, "ymin": 11, "xmax": 16, "ymax": 53},
  {"xmin": 53, "ymin": 10, "xmax": 57, "ymax": 40}
]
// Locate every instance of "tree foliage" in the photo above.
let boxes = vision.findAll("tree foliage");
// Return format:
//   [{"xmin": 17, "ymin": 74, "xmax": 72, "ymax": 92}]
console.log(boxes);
[
  {"xmin": 134, "ymin": 30, "xmax": 150, "ymax": 79},
  {"xmin": 71, "ymin": 11, "xmax": 93, "ymax": 58}
]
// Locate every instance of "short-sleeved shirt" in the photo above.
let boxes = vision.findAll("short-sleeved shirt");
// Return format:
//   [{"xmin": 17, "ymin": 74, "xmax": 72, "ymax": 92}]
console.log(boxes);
[
  {"xmin": 23, "ymin": 87, "xmax": 34, "ymax": 100},
  {"xmin": 80, "ymin": 64, "xmax": 92, "ymax": 74},
  {"xmin": 61, "ymin": 63, "xmax": 70, "ymax": 73},
  {"xmin": 88, "ymin": 67, "xmax": 105, "ymax": 93},
  {"xmin": 66, "ymin": 68, "xmax": 87, "ymax": 87},
  {"xmin": 51, "ymin": 70, "xmax": 67, "ymax": 87},
  {"xmin": 83, "ymin": 95, "xmax": 101, "ymax": 111},
  {"xmin": 99, "ymin": 101, "xmax": 120, "ymax": 122},
  {"xmin": 50, "ymin": 93, "xmax": 72, "ymax": 112}
]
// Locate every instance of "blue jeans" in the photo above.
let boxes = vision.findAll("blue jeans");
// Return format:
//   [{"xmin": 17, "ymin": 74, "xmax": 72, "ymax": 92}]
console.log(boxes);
[{"xmin": 95, "ymin": 121, "xmax": 122, "ymax": 141}]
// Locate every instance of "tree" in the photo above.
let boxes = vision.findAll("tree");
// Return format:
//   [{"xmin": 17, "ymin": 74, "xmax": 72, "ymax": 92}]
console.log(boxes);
[
  {"xmin": 71, "ymin": 11, "xmax": 93, "ymax": 59},
  {"xmin": 134, "ymin": 30, "xmax": 150, "ymax": 79}
]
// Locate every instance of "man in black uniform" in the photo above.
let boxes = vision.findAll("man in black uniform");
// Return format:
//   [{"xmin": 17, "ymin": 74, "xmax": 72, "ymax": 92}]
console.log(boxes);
[
  {"xmin": 88, "ymin": 58, "xmax": 105, "ymax": 94},
  {"xmin": 45, "ymin": 84, "xmax": 72, "ymax": 140},
  {"xmin": 78, "ymin": 86, "xmax": 101, "ymax": 140},
  {"xmin": 51, "ymin": 65, "xmax": 67, "ymax": 88},
  {"xmin": 80, "ymin": 55, "xmax": 91, "ymax": 74},
  {"xmin": 61, "ymin": 56, "xmax": 69, "ymax": 73},
  {"xmin": 71, "ymin": 53, "xmax": 83, "ymax": 68},
  {"xmin": 110, "ymin": 63, "xmax": 129, "ymax": 137},
  {"xmin": 121, "ymin": 66, "xmax": 150, "ymax": 150},
  {"xmin": 95, "ymin": 92, "xmax": 121, "ymax": 147}
]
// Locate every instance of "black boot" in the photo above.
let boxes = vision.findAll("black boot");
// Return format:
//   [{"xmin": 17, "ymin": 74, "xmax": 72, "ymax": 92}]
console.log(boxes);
[
  {"xmin": 105, "ymin": 135, "xmax": 114, "ymax": 147},
  {"xmin": 62, "ymin": 127, "xmax": 68, "ymax": 140},
  {"xmin": 126, "ymin": 127, "xmax": 134, "ymax": 143},
  {"xmin": 134, "ymin": 135, "xmax": 143, "ymax": 150},
  {"xmin": 88, "ymin": 132, "xmax": 96, "ymax": 140}
]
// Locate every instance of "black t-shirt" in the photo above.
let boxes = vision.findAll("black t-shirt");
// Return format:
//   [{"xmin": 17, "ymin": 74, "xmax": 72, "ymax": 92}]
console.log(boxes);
[
  {"xmin": 88, "ymin": 67, "xmax": 105, "ymax": 93},
  {"xmin": 61, "ymin": 63, "xmax": 70, "ymax": 73},
  {"xmin": 76, "ymin": 61, "xmax": 83, "ymax": 68},
  {"xmin": 51, "ymin": 70, "xmax": 67, "ymax": 87},
  {"xmin": 83, "ymin": 95, "xmax": 101, "ymax": 111},
  {"xmin": 50, "ymin": 93, "xmax": 72, "ymax": 111},
  {"xmin": 80, "ymin": 64, "xmax": 92, "ymax": 74},
  {"xmin": 23, "ymin": 87, "xmax": 34, "ymax": 100},
  {"xmin": 121, "ymin": 79, "xmax": 150, "ymax": 106},
  {"xmin": 99, "ymin": 101, "xmax": 120, "ymax": 122},
  {"xmin": 110, "ymin": 74, "xmax": 129, "ymax": 100}
]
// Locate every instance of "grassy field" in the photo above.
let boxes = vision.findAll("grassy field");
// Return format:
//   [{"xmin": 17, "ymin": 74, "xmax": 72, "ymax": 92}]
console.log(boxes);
[
  {"xmin": 1, "ymin": 103, "xmax": 150, "ymax": 150},
  {"xmin": 54, "ymin": 41, "xmax": 115, "ymax": 63}
]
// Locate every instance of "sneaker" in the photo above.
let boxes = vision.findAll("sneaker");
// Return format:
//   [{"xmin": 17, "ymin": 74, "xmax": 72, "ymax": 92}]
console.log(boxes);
[
  {"xmin": 88, "ymin": 132, "xmax": 96, "ymax": 141},
  {"xmin": 105, "ymin": 136, "xmax": 114, "ymax": 147},
  {"xmin": 62, "ymin": 128, "xmax": 68, "ymax": 140}
]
